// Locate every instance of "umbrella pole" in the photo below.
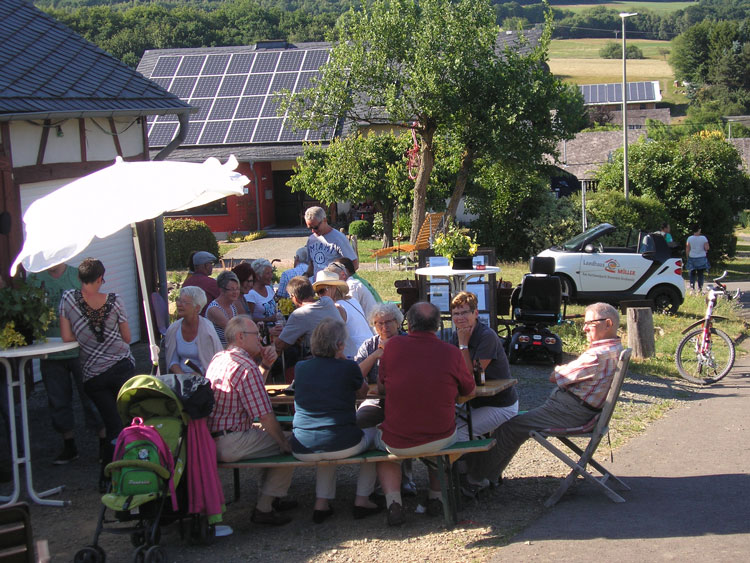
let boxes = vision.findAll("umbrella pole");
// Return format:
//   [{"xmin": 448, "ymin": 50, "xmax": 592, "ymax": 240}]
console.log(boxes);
[{"xmin": 131, "ymin": 223, "xmax": 160, "ymax": 375}]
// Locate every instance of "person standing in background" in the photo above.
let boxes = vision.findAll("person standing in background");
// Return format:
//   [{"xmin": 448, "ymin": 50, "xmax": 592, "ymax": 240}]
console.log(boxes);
[
  {"xmin": 27, "ymin": 263, "xmax": 105, "ymax": 465},
  {"xmin": 686, "ymin": 225, "xmax": 710, "ymax": 294},
  {"xmin": 304, "ymin": 206, "xmax": 358, "ymax": 278}
]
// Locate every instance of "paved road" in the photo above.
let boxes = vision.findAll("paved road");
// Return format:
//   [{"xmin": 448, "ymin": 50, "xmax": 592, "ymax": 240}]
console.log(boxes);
[{"xmin": 491, "ymin": 281, "xmax": 750, "ymax": 562}]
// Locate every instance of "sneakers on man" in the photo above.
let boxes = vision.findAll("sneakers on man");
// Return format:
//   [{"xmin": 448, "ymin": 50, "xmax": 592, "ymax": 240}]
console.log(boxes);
[
  {"xmin": 460, "ymin": 475, "xmax": 489, "ymax": 499},
  {"xmin": 53, "ymin": 442, "xmax": 78, "ymax": 465},
  {"xmin": 386, "ymin": 502, "xmax": 405, "ymax": 527}
]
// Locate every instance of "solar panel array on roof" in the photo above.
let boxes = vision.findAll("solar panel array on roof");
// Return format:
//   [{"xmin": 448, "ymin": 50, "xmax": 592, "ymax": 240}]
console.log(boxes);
[
  {"xmin": 146, "ymin": 47, "xmax": 336, "ymax": 147},
  {"xmin": 580, "ymin": 81, "xmax": 658, "ymax": 105}
]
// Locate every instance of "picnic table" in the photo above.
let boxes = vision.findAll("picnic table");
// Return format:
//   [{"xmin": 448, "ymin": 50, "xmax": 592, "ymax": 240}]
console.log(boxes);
[
  {"xmin": 266, "ymin": 378, "xmax": 517, "ymax": 439},
  {"xmin": 266, "ymin": 379, "xmax": 516, "ymax": 406}
]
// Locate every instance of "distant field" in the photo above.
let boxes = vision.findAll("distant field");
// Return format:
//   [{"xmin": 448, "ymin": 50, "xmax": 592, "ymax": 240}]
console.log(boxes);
[
  {"xmin": 548, "ymin": 57, "xmax": 672, "ymax": 83},
  {"xmin": 546, "ymin": 37, "xmax": 686, "ymax": 104},
  {"xmin": 549, "ymin": 38, "xmax": 672, "ymax": 59},
  {"xmin": 554, "ymin": 2, "xmax": 695, "ymax": 15}
]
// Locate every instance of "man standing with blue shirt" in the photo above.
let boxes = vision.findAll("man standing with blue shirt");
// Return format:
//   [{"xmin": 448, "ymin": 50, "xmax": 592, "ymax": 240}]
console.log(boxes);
[{"xmin": 304, "ymin": 207, "xmax": 358, "ymax": 278}]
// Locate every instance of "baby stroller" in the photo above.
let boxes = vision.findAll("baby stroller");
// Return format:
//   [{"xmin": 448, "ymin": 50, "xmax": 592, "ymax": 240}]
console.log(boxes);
[
  {"xmin": 74, "ymin": 375, "xmax": 216, "ymax": 563},
  {"xmin": 505, "ymin": 257, "xmax": 567, "ymax": 365}
]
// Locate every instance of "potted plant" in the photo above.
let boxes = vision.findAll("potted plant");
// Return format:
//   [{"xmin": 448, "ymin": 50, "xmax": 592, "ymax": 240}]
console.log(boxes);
[
  {"xmin": 0, "ymin": 283, "xmax": 55, "ymax": 348},
  {"xmin": 433, "ymin": 222, "xmax": 479, "ymax": 269}
]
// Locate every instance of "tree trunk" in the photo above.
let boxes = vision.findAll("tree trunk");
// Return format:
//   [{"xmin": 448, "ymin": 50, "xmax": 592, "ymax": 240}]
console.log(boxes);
[
  {"xmin": 627, "ymin": 307, "xmax": 655, "ymax": 359},
  {"xmin": 446, "ymin": 148, "xmax": 473, "ymax": 222},
  {"xmin": 409, "ymin": 127, "xmax": 435, "ymax": 244}
]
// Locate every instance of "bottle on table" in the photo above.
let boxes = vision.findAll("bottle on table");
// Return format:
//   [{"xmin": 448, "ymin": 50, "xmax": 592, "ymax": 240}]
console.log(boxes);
[{"xmin": 473, "ymin": 359, "xmax": 485, "ymax": 386}]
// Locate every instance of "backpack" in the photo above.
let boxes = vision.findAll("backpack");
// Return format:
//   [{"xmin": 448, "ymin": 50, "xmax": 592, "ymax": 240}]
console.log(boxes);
[{"xmin": 110, "ymin": 417, "xmax": 178, "ymax": 510}]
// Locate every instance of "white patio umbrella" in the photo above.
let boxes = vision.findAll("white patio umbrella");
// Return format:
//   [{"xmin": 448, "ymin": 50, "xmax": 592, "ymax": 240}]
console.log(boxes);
[{"xmin": 11, "ymin": 155, "xmax": 249, "ymax": 371}]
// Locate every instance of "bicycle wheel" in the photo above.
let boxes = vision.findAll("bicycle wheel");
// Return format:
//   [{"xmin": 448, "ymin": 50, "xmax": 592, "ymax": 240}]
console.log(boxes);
[{"xmin": 675, "ymin": 327, "xmax": 735, "ymax": 385}]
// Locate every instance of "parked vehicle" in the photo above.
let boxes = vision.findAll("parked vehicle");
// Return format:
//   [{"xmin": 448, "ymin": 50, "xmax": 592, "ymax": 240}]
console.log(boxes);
[{"xmin": 537, "ymin": 223, "xmax": 685, "ymax": 314}]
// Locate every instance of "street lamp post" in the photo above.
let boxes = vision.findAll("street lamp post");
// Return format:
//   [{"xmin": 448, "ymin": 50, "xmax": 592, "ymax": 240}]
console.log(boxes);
[{"xmin": 620, "ymin": 12, "xmax": 637, "ymax": 200}]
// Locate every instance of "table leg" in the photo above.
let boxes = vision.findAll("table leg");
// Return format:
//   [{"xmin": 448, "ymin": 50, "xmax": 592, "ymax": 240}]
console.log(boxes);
[
  {"xmin": 436, "ymin": 455, "xmax": 458, "ymax": 527},
  {"xmin": 2, "ymin": 357, "xmax": 69, "ymax": 506},
  {"xmin": 448, "ymin": 277, "xmax": 465, "ymax": 296},
  {"xmin": 0, "ymin": 358, "xmax": 20, "ymax": 506}
]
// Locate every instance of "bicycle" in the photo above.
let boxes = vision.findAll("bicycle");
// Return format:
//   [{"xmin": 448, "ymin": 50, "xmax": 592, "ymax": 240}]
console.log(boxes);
[{"xmin": 675, "ymin": 271, "xmax": 740, "ymax": 385}]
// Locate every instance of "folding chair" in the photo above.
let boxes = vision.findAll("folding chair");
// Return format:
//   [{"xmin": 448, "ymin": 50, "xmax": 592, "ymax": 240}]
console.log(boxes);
[{"xmin": 530, "ymin": 348, "xmax": 632, "ymax": 507}]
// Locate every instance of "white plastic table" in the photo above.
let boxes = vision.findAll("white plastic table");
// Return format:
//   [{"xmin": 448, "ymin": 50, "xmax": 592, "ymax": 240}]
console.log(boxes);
[
  {"xmin": 414, "ymin": 265, "xmax": 501, "ymax": 295},
  {"xmin": 0, "ymin": 338, "xmax": 77, "ymax": 507}
]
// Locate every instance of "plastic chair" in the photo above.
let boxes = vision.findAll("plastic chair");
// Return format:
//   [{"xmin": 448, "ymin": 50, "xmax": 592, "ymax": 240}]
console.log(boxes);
[{"xmin": 530, "ymin": 348, "xmax": 632, "ymax": 507}]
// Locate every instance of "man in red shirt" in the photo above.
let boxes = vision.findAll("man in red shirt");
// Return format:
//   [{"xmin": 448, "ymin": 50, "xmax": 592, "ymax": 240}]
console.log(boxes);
[
  {"xmin": 206, "ymin": 315, "xmax": 295, "ymax": 526},
  {"xmin": 376, "ymin": 302, "xmax": 475, "ymax": 526}
]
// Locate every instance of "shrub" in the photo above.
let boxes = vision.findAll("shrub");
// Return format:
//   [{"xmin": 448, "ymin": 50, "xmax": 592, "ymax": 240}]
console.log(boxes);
[
  {"xmin": 164, "ymin": 218, "xmax": 219, "ymax": 269},
  {"xmin": 585, "ymin": 190, "xmax": 668, "ymax": 244},
  {"xmin": 243, "ymin": 231, "xmax": 266, "ymax": 242},
  {"xmin": 348, "ymin": 219, "xmax": 372, "ymax": 238},
  {"xmin": 738, "ymin": 210, "xmax": 750, "ymax": 229},
  {"xmin": 599, "ymin": 41, "xmax": 644, "ymax": 60},
  {"xmin": 468, "ymin": 179, "xmax": 580, "ymax": 261}
]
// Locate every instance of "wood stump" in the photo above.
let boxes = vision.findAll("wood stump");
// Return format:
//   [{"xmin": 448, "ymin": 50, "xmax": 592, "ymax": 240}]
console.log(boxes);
[{"xmin": 627, "ymin": 306, "xmax": 655, "ymax": 359}]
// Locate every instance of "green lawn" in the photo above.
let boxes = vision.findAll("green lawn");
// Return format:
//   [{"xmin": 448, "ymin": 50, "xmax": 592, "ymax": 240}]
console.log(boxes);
[{"xmin": 549, "ymin": 38, "xmax": 673, "ymax": 60}]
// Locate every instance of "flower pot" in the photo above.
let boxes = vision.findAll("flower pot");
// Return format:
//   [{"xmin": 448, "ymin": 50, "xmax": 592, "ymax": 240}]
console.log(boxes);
[{"xmin": 451, "ymin": 256, "xmax": 473, "ymax": 270}]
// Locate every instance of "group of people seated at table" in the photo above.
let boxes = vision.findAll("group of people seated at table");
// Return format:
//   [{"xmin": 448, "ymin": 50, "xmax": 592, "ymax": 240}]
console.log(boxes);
[
  {"xmin": 202, "ymin": 274, "xmax": 623, "ymax": 527},
  {"xmin": 169, "ymin": 248, "xmax": 382, "ymax": 377}
]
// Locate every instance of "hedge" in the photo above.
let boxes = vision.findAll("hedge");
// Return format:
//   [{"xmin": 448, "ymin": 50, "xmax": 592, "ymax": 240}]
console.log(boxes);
[{"xmin": 164, "ymin": 218, "xmax": 219, "ymax": 269}]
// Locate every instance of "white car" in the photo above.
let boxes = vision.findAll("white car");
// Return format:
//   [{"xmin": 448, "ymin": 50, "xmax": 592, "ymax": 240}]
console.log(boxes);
[{"xmin": 537, "ymin": 223, "xmax": 685, "ymax": 313}]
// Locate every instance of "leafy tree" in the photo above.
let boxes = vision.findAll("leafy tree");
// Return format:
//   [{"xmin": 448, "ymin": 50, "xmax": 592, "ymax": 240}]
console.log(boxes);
[
  {"xmin": 287, "ymin": 131, "xmax": 414, "ymax": 246},
  {"xmin": 595, "ymin": 131, "xmax": 750, "ymax": 259},
  {"xmin": 443, "ymin": 10, "xmax": 586, "ymax": 218},
  {"xmin": 282, "ymin": 0, "xmax": 584, "ymax": 243},
  {"xmin": 283, "ymin": 0, "xmax": 500, "ymax": 242}
]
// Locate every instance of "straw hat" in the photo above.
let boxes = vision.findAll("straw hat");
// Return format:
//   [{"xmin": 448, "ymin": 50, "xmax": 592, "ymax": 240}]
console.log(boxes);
[{"xmin": 312, "ymin": 270, "xmax": 350, "ymax": 294}]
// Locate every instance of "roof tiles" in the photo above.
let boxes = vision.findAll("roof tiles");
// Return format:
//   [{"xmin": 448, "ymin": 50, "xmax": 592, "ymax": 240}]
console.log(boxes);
[{"xmin": 0, "ymin": 0, "xmax": 190, "ymax": 120}]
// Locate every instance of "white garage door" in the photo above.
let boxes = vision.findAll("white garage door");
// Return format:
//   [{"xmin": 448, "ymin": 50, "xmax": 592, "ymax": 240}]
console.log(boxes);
[{"xmin": 19, "ymin": 180, "xmax": 142, "ymax": 342}]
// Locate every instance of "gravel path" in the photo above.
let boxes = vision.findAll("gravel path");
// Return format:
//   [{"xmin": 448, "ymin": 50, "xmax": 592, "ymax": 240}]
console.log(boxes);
[{"xmin": 11, "ymin": 346, "xmax": 698, "ymax": 563}]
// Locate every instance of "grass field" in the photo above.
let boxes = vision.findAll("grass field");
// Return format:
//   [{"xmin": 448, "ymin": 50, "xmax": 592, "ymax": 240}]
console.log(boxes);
[
  {"xmin": 549, "ymin": 38, "xmax": 672, "ymax": 60},
  {"xmin": 554, "ymin": 2, "xmax": 695, "ymax": 15}
]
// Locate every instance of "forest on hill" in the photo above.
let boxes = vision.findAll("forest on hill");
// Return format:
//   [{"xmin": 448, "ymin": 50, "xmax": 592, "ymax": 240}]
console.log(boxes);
[{"xmin": 33, "ymin": 0, "xmax": 750, "ymax": 129}]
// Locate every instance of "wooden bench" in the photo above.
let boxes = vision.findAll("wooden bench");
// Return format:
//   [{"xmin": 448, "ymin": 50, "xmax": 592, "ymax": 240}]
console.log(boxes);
[
  {"xmin": 371, "ymin": 212, "xmax": 445, "ymax": 270},
  {"xmin": 218, "ymin": 438, "xmax": 495, "ymax": 526}
]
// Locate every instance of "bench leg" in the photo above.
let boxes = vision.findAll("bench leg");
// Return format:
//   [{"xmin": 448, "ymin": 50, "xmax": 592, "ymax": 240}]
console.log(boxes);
[
  {"xmin": 233, "ymin": 468, "xmax": 240, "ymax": 502},
  {"xmin": 436, "ymin": 455, "xmax": 458, "ymax": 527}
]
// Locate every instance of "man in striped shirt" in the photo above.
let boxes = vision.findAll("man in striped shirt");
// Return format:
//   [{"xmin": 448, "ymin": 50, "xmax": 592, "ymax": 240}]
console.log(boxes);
[
  {"xmin": 491, "ymin": 302, "xmax": 623, "ymax": 484},
  {"xmin": 206, "ymin": 315, "xmax": 295, "ymax": 526}
]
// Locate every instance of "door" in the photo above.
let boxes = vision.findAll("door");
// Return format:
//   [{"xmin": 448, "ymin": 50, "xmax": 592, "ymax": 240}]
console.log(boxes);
[{"xmin": 273, "ymin": 171, "xmax": 303, "ymax": 227}]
